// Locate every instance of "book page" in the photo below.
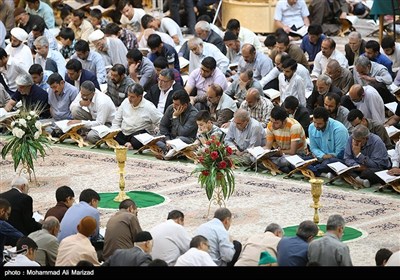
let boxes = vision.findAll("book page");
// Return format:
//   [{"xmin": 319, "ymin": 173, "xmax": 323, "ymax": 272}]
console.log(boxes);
[
  {"xmin": 63, "ymin": 0, "xmax": 91, "ymax": 10},
  {"xmin": 386, "ymin": 126, "xmax": 400, "ymax": 138},
  {"xmin": 327, "ymin": 162, "xmax": 359, "ymax": 175},
  {"xmin": 0, "ymin": 109, "xmax": 19, "ymax": 121},
  {"xmin": 247, "ymin": 146, "xmax": 266, "ymax": 159},
  {"xmin": 55, "ymin": 120, "xmax": 82, "ymax": 133},
  {"xmin": 32, "ymin": 211, "xmax": 44, "ymax": 222},
  {"xmin": 290, "ymin": 25, "xmax": 308, "ymax": 37},
  {"xmin": 166, "ymin": 139, "xmax": 189, "ymax": 151},
  {"xmin": 385, "ymin": 101, "xmax": 397, "ymax": 114},
  {"xmin": 134, "ymin": 132, "xmax": 154, "ymax": 145},
  {"xmin": 375, "ymin": 170, "xmax": 400, "ymax": 183},
  {"xmin": 263, "ymin": 89, "xmax": 280, "ymax": 100},
  {"xmin": 285, "ymin": 155, "xmax": 304, "ymax": 167}
]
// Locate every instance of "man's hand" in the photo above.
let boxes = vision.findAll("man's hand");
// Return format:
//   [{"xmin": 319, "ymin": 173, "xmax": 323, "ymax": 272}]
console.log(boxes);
[
  {"xmin": 80, "ymin": 99, "xmax": 91, "ymax": 107},
  {"xmin": 322, "ymin": 154, "xmax": 334, "ymax": 160},
  {"xmin": 221, "ymin": 122, "xmax": 230, "ymax": 129},
  {"xmin": 67, "ymin": 120, "xmax": 82, "ymax": 125},
  {"xmin": 173, "ymin": 105, "xmax": 185, "ymax": 118},
  {"xmin": 129, "ymin": 63, "xmax": 139, "ymax": 80},
  {"xmin": 352, "ymin": 139, "xmax": 361, "ymax": 156},
  {"xmin": 340, "ymin": 12, "xmax": 347, "ymax": 19}
]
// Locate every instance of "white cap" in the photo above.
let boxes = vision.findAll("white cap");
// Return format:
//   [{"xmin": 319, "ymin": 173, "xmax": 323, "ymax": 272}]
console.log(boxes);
[
  {"xmin": 88, "ymin": 29, "xmax": 105, "ymax": 43},
  {"xmin": 10, "ymin": 27, "xmax": 29, "ymax": 42}
]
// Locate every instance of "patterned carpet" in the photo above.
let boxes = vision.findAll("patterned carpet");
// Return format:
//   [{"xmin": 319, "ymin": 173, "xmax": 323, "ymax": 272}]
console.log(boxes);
[{"xmin": 1, "ymin": 145, "xmax": 399, "ymax": 266}]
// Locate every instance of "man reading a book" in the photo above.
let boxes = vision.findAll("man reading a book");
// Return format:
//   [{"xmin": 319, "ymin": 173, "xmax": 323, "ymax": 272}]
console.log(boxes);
[
  {"xmin": 343, "ymin": 124, "xmax": 391, "ymax": 188},
  {"xmin": 265, "ymin": 106, "xmax": 307, "ymax": 173},
  {"xmin": 308, "ymin": 107, "xmax": 349, "ymax": 178},
  {"xmin": 194, "ymin": 110, "xmax": 225, "ymax": 146}
]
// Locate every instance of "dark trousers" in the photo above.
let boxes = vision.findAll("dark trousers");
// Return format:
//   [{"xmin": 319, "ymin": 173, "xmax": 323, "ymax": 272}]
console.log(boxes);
[
  {"xmin": 115, "ymin": 130, "xmax": 147, "ymax": 150},
  {"xmin": 227, "ymin": 240, "xmax": 242, "ymax": 266},
  {"xmin": 308, "ymin": 157, "xmax": 343, "ymax": 177},
  {"xmin": 169, "ymin": 0, "xmax": 196, "ymax": 34},
  {"xmin": 351, "ymin": 168, "xmax": 385, "ymax": 185}
]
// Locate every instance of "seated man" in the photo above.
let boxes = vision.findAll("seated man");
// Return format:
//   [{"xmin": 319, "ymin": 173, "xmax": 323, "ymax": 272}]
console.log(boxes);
[
  {"xmin": 206, "ymin": 83, "xmax": 237, "ymax": 128},
  {"xmin": 271, "ymin": 34, "xmax": 309, "ymax": 71},
  {"xmin": 69, "ymin": 81, "xmax": 116, "ymax": 144},
  {"xmin": 147, "ymin": 33, "xmax": 179, "ymax": 72},
  {"xmin": 224, "ymin": 109, "xmax": 266, "ymax": 166},
  {"xmin": 141, "ymin": 14, "xmax": 184, "ymax": 46},
  {"xmin": 347, "ymin": 109, "xmax": 393, "ymax": 150},
  {"xmin": 44, "ymin": 185, "xmax": 75, "ymax": 223},
  {"xmin": 105, "ymin": 64, "xmax": 135, "ymax": 107},
  {"xmin": 29, "ymin": 64, "xmax": 49, "ymax": 92},
  {"xmin": 364, "ymin": 40, "xmax": 393, "ymax": 78},
  {"xmin": 323, "ymin": 92, "xmax": 352, "ymax": 133},
  {"xmin": 308, "ymin": 107, "xmax": 349, "ymax": 177},
  {"xmin": 239, "ymin": 87, "xmax": 274, "ymax": 128},
  {"xmin": 325, "ymin": 59, "xmax": 354, "ymax": 96},
  {"xmin": 65, "ymin": 59, "xmax": 100, "ymax": 91},
  {"xmin": 309, "ymin": 0, "xmax": 350, "ymax": 36},
  {"xmin": 226, "ymin": 18, "xmax": 262, "ymax": 51},
  {"xmin": 33, "ymin": 36, "xmax": 66, "ymax": 79},
  {"xmin": 265, "ymin": 106, "xmax": 307, "ymax": 173},
  {"xmin": 274, "ymin": 0, "xmax": 310, "ymax": 35},
  {"xmin": 307, "ymin": 73, "xmax": 342, "ymax": 114},
  {"xmin": 126, "ymin": 48, "xmax": 157, "ymax": 93},
  {"xmin": 158, "ymin": 89, "xmax": 198, "ymax": 150},
  {"xmin": 345, "ymin": 31, "xmax": 366, "ymax": 66},
  {"xmin": 283, "ymin": 95, "xmax": 310, "ymax": 137},
  {"xmin": 344, "ymin": 125, "xmax": 391, "ymax": 187},
  {"xmin": 112, "ymin": 84, "xmax": 163, "ymax": 150},
  {"xmin": 278, "ymin": 58, "xmax": 306, "ymax": 107},
  {"xmin": 300, "ymin": 24, "xmax": 325, "ymax": 68},
  {"xmin": 145, "ymin": 68, "xmax": 183, "ymax": 114}
]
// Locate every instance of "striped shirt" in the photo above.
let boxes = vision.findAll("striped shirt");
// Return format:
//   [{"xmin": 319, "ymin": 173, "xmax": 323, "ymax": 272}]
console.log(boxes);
[{"xmin": 266, "ymin": 117, "xmax": 307, "ymax": 154}]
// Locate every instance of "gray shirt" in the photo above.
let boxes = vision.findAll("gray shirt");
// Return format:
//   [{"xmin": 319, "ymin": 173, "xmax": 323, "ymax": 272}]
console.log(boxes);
[
  {"xmin": 225, "ymin": 118, "xmax": 266, "ymax": 152},
  {"xmin": 48, "ymin": 82, "xmax": 79, "ymax": 121}
]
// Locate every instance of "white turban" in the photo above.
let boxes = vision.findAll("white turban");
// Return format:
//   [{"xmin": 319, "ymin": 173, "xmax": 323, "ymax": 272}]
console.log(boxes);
[
  {"xmin": 88, "ymin": 30, "xmax": 105, "ymax": 43},
  {"xmin": 10, "ymin": 27, "xmax": 29, "ymax": 42}
]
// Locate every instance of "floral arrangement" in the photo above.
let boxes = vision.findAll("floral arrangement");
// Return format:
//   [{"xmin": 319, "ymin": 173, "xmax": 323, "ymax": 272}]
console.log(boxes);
[
  {"xmin": 192, "ymin": 135, "xmax": 235, "ymax": 201},
  {"xmin": 1, "ymin": 108, "xmax": 50, "ymax": 177}
]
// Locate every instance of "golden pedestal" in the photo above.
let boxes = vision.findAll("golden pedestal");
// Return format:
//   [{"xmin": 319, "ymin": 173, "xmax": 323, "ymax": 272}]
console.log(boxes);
[
  {"xmin": 113, "ymin": 146, "xmax": 130, "ymax": 202},
  {"xmin": 54, "ymin": 124, "xmax": 89, "ymax": 148},
  {"xmin": 309, "ymin": 178, "xmax": 324, "ymax": 236}
]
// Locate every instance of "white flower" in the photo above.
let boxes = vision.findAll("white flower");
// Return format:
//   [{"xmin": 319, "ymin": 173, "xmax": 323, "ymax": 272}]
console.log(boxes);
[
  {"xmin": 18, "ymin": 118, "xmax": 27, "ymax": 127},
  {"xmin": 34, "ymin": 131, "xmax": 41, "ymax": 139},
  {"xmin": 10, "ymin": 121, "xmax": 15, "ymax": 127},
  {"xmin": 35, "ymin": 121, "xmax": 42, "ymax": 131},
  {"xmin": 12, "ymin": 127, "xmax": 25, "ymax": 138},
  {"xmin": 27, "ymin": 116, "xmax": 32, "ymax": 120},
  {"xmin": 30, "ymin": 111, "xmax": 36, "ymax": 116}
]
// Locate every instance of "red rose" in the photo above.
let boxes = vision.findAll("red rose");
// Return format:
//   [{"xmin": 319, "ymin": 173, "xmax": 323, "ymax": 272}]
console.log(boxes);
[
  {"xmin": 210, "ymin": 151, "xmax": 219, "ymax": 160},
  {"xmin": 226, "ymin": 159, "xmax": 233, "ymax": 167},
  {"xmin": 211, "ymin": 135, "xmax": 216, "ymax": 140},
  {"xmin": 198, "ymin": 156, "xmax": 204, "ymax": 163},
  {"xmin": 206, "ymin": 141, "xmax": 211, "ymax": 145},
  {"xmin": 215, "ymin": 141, "xmax": 221, "ymax": 147},
  {"xmin": 202, "ymin": 170, "xmax": 210, "ymax": 176},
  {"xmin": 226, "ymin": 146, "xmax": 233, "ymax": 155},
  {"xmin": 205, "ymin": 148, "xmax": 210, "ymax": 154},
  {"xmin": 218, "ymin": 161, "xmax": 227, "ymax": 169}
]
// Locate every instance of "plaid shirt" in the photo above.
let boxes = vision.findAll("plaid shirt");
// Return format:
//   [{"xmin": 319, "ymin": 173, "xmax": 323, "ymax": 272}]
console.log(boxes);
[
  {"xmin": 60, "ymin": 40, "xmax": 76, "ymax": 59},
  {"xmin": 119, "ymin": 28, "xmax": 138, "ymax": 51},
  {"xmin": 240, "ymin": 96, "xmax": 274, "ymax": 127}
]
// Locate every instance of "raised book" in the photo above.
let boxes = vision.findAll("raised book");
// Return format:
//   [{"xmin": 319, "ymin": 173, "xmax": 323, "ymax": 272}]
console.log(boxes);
[
  {"xmin": 386, "ymin": 126, "xmax": 400, "ymax": 138},
  {"xmin": 134, "ymin": 132, "xmax": 165, "ymax": 145},
  {"xmin": 285, "ymin": 155, "xmax": 317, "ymax": 168},
  {"xmin": 327, "ymin": 162, "xmax": 360, "ymax": 175},
  {"xmin": 375, "ymin": 170, "xmax": 400, "ymax": 184},
  {"xmin": 63, "ymin": 0, "xmax": 91, "ymax": 10},
  {"xmin": 385, "ymin": 101, "xmax": 397, "ymax": 114},
  {"xmin": 166, "ymin": 138, "xmax": 197, "ymax": 152},
  {"xmin": 91, "ymin": 125, "xmax": 121, "ymax": 138},
  {"xmin": 55, "ymin": 120, "xmax": 84, "ymax": 133},
  {"xmin": 288, "ymin": 25, "xmax": 308, "ymax": 38},
  {"xmin": 0, "ymin": 108, "xmax": 19, "ymax": 122},
  {"xmin": 247, "ymin": 146, "xmax": 278, "ymax": 160}
]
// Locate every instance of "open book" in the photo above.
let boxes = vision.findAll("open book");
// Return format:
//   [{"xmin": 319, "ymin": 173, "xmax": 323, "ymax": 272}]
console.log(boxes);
[
  {"xmin": 385, "ymin": 101, "xmax": 398, "ymax": 115},
  {"xmin": 90, "ymin": 5, "xmax": 115, "ymax": 14},
  {"xmin": 375, "ymin": 170, "xmax": 400, "ymax": 184},
  {"xmin": 0, "ymin": 108, "xmax": 19, "ymax": 122},
  {"xmin": 166, "ymin": 138, "xmax": 197, "ymax": 152},
  {"xmin": 91, "ymin": 125, "xmax": 121, "ymax": 138},
  {"xmin": 289, "ymin": 25, "xmax": 308, "ymax": 38},
  {"xmin": 63, "ymin": 0, "xmax": 91, "ymax": 10},
  {"xmin": 32, "ymin": 211, "xmax": 44, "ymax": 223},
  {"xmin": 55, "ymin": 120, "xmax": 84, "ymax": 133},
  {"xmin": 285, "ymin": 155, "xmax": 317, "ymax": 168},
  {"xmin": 263, "ymin": 89, "xmax": 280, "ymax": 101},
  {"xmin": 386, "ymin": 126, "xmax": 400, "ymax": 138},
  {"xmin": 179, "ymin": 56, "xmax": 189, "ymax": 69},
  {"xmin": 327, "ymin": 162, "xmax": 360, "ymax": 175},
  {"xmin": 134, "ymin": 132, "xmax": 165, "ymax": 145},
  {"xmin": 247, "ymin": 146, "xmax": 278, "ymax": 160}
]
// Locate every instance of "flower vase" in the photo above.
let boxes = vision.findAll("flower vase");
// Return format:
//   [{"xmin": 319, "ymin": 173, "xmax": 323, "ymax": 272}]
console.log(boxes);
[{"xmin": 206, "ymin": 172, "xmax": 226, "ymax": 217}]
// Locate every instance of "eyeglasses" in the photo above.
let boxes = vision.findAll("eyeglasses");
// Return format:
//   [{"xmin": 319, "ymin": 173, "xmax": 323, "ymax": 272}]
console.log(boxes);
[{"xmin": 158, "ymin": 78, "xmax": 172, "ymax": 83}]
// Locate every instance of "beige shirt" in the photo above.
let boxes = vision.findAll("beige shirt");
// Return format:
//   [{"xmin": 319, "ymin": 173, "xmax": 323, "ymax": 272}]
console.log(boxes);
[{"xmin": 56, "ymin": 233, "xmax": 100, "ymax": 266}]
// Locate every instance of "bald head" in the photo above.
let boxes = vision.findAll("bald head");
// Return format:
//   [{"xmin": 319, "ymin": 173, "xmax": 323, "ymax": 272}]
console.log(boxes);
[
  {"xmin": 241, "ymin": 44, "xmax": 256, "ymax": 63},
  {"xmin": 349, "ymin": 84, "xmax": 364, "ymax": 101}
]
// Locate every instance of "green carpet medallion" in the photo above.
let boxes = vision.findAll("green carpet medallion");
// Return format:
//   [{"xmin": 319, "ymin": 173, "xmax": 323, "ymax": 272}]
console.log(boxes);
[
  {"xmin": 283, "ymin": 225, "xmax": 363, "ymax": 242},
  {"xmin": 98, "ymin": 191, "xmax": 165, "ymax": 209}
]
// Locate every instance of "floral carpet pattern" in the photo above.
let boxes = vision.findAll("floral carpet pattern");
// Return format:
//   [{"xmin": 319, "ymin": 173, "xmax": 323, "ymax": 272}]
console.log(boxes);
[{"xmin": 1, "ymin": 146, "xmax": 399, "ymax": 266}]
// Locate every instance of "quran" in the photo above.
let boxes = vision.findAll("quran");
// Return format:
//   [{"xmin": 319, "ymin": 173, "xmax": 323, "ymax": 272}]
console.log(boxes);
[
  {"xmin": 375, "ymin": 170, "xmax": 400, "ymax": 184},
  {"xmin": 327, "ymin": 162, "xmax": 360, "ymax": 175},
  {"xmin": 91, "ymin": 125, "xmax": 121, "ymax": 138},
  {"xmin": 55, "ymin": 120, "xmax": 84, "ymax": 133},
  {"xmin": 134, "ymin": 132, "xmax": 165, "ymax": 145},
  {"xmin": 285, "ymin": 155, "xmax": 317, "ymax": 168},
  {"xmin": 247, "ymin": 146, "xmax": 278, "ymax": 160}
]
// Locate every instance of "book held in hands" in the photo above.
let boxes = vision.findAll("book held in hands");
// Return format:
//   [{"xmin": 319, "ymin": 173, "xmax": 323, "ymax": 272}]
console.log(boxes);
[
  {"xmin": 91, "ymin": 125, "xmax": 121, "ymax": 138},
  {"xmin": 327, "ymin": 162, "xmax": 360, "ymax": 175},
  {"xmin": 134, "ymin": 132, "xmax": 165, "ymax": 145},
  {"xmin": 0, "ymin": 108, "xmax": 19, "ymax": 122},
  {"xmin": 263, "ymin": 89, "xmax": 280, "ymax": 101},
  {"xmin": 247, "ymin": 146, "xmax": 278, "ymax": 160}
]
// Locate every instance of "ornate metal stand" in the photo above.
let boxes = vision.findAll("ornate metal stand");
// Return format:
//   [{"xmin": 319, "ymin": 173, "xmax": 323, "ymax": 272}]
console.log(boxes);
[
  {"xmin": 309, "ymin": 178, "xmax": 324, "ymax": 236},
  {"xmin": 206, "ymin": 184, "xmax": 226, "ymax": 218},
  {"xmin": 113, "ymin": 146, "xmax": 130, "ymax": 202}
]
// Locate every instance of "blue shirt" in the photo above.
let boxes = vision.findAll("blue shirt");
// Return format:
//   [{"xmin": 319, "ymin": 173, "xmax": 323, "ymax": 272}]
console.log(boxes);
[
  {"xmin": 300, "ymin": 34, "xmax": 326, "ymax": 62},
  {"xmin": 58, "ymin": 201, "xmax": 100, "ymax": 243},
  {"xmin": 277, "ymin": 236, "xmax": 309, "ymax": 266},
  {"xmin": 148, "ymin": 43, "xmax": 180, "ymax": 72},
  {"xmin": 48, "ymin": 82, "xmax": 79, "ymax": 121},
  {"xmin": 12, "ymin": 84, "xmax": 50, "ymax": 119},
  {"xmin": 308, "ymin": 118, "xmax": 349, "ymax": 160},
  {"xmin": 0, "ymin": 220, "xmax": 24, "ymax": 263},
  {"xmin": 344, "ymin": 133, "xmax": 391, "ymax": 169}
]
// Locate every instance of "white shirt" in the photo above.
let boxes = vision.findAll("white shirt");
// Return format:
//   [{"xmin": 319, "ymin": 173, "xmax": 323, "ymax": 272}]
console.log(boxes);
[
  {"xmin": 279, "ymin": 72, "xmax": 306, "ymax": 107},
  {"xmin": 138, "ymin": 30, "xmax": 175, "ymax": 49},
  {"xmin": 157, "ymin": 83, "xmax": 175, "ymax": 113},
  {"xmin": 5, "ymin": 43, "xmax": 33, "ymax": 73},
  {"xmin": 312, "ymin": 49, "xmax": 349, "ymax": 79},
  {"xmin": 111, "ymin": 97, "xmax": 163, "ymax": 135},
  {"xmin": 4, "ymin": 255, "xmax": 40, "ymax": 267},
  {"xmin": 238, "ymin": 27, "xmax": 262, "ymax": 51},
  {"xmin": 159, "ymin": 17, "xmax": 184, "ymax": 46},
  {"xmin": 189, "ymin": 42, "xmax": 229, "ymax": 74},
  {"xmin": 150, "ymin": 219, "xmax": 191, "ymax": 266},
  {"xmin": 34, "ymin": 49, "xmax": 66, "ymax": 78},
  {"xmin": 382, "ymin": 42, "xmax": 400, "ymax": 72},
  {"xmin": 120, "ymin": 8, "xmax": 146, "ymax": 32},
  {"xmin": 274, "ymin": 0, "xmax": 309, "ymax": 29},
  {"xmin": 70, "ymin": 89, "xmax": 116, "ymax": 128},
  {"xmin": 175, "ymin": 248, "xmax": 217, "ymax": 266}
]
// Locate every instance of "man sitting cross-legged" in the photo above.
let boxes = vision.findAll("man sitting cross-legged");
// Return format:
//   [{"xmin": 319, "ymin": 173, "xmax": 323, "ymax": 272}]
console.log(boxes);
[
  {"xmin": 343, "ymin": 124, "xmax": 391, "ymax": 188},
  {"xmin": 265, "ymin": 106, "xmax": 308, "ymax": 173},
  {"xmin": 111, "ymin": 83, "xmax": 163, "ymax": 150},
  {"xmin": 308, "ymin": 107, "xmax": 349, "ymax": 178}
]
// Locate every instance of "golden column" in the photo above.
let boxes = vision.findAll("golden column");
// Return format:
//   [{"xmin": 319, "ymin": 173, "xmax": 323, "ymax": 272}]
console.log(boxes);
[
  {"xmin": 309, "ymin": 178, "xmax": 325, "ymax": 236},
  {"xmin": 114, "ymin": 146, "xmax": 130, "ymax": 202}
]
